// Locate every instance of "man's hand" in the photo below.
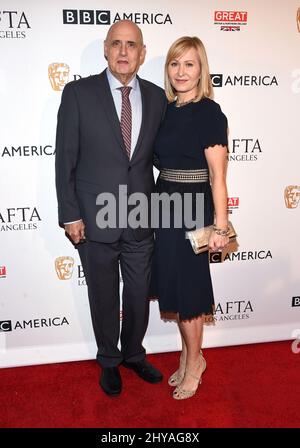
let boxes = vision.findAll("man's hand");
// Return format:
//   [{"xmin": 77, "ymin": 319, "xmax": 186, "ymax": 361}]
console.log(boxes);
[{"xmin": 65, "ymin": 220, "xmax": 85, "ymax": 244}]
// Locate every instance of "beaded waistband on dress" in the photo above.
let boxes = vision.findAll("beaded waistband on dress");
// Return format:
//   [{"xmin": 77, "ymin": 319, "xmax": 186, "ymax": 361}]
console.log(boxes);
[{"xmin": 159, "ymin": 168, "xmax": 209, "ymax": 183}]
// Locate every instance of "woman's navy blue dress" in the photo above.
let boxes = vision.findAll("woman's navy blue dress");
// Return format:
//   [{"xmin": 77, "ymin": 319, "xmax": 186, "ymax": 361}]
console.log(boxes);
[{"xmin": 150, "ymin": 97, "xmax": 228, "ymax": 320}]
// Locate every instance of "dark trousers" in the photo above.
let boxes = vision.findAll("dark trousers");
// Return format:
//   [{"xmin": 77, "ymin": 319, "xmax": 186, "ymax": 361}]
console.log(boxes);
[{"xmin": 78, "ymin": 229, "xmax": 153, "ymax": 368}]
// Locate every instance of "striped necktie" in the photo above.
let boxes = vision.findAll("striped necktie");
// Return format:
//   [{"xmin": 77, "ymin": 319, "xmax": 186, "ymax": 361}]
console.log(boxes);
[{"xmin": 118, "ymin": 86, "xmax": 132, "ymax": 158}]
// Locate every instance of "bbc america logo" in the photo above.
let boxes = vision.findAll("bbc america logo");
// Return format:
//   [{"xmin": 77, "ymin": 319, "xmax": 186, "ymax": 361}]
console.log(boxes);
[
  {"xmin": 211, "ymin": 74, "xmax": 278, "ymax": 87},
  {"xmin": 0, "ymin": 318, "xmax": 69, "ymax": 331},
  {"xmin": 62, "ymin": 9, "xmax": 172, "ymax": 25}
]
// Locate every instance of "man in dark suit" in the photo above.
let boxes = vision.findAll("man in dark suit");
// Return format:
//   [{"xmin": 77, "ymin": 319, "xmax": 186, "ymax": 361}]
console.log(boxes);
[{"xmin": 55, "ymin": 20, "xmax": 167, "ymax": 395}]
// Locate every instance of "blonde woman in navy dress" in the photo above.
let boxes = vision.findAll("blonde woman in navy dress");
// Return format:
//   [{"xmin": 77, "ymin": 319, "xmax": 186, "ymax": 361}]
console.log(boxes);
[{"xmin": 151, "ymin": 37, "xmax": 230, "ymax": 400}]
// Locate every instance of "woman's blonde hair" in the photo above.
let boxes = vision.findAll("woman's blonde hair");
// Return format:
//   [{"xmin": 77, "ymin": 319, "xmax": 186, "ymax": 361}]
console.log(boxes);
[{"xmin": 164, "ymin": 36, "xmax": 213, "ymax": 103}]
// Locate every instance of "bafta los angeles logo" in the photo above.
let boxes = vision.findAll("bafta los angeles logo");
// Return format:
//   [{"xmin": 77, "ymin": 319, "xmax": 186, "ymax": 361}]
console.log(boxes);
[
  {"xmin": 297, "ymin": 7, "xmax": 300, "ymax": 32},
  {"xmin": 48, "ymin": 63, "xmax": 70, "ymax": 91},
  {"xmin": 55, "ymin": 256, "xmax": 74, "ymax": 280},
  {"xmin": 284, "ymin": 185, "xmax": 300, "ymax": 208}
]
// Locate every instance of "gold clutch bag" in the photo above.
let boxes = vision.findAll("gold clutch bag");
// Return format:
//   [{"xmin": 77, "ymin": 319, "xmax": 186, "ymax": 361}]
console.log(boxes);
[{"xmin": 186, "ymin": 221, "xmax": 237, "ymax": 254}]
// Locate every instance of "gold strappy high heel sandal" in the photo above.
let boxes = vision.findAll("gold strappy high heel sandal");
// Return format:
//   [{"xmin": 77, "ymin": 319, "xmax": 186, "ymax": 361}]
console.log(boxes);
[
  {"xmin": 168, "ymin": 349, "xmax": 204, "ymax": 387},
  {"xmin": 168, "ymin": 353, "xmax": 185, "ymax": 386},
  {"xmin": 172, "ymin": 353, "xmax": 206, "ymax": 400}
]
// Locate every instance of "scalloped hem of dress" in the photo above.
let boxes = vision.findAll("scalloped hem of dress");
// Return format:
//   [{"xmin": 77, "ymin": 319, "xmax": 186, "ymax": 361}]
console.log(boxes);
[{"xmin": 159, "ymin": 309, "xmax": 216, "ymax": 325}]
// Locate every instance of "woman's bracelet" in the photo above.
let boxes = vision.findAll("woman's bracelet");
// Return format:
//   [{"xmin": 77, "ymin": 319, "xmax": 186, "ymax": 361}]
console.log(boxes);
[{"xmin": 213, "ymin": 224, "xmax": 230, "ymax": 236}]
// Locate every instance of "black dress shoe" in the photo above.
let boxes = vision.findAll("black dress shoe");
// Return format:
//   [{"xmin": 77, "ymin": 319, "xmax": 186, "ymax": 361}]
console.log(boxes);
[
  {"xmin": 122, "ymin": 359, "xmax": 163, "ymax": 383},
  {"xmin": 99, "ymin": 367, "xmax": 122, "ymax": 396}
]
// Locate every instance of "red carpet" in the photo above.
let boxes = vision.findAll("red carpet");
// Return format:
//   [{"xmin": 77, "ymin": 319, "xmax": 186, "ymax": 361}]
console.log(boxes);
[{"xmin": 0, "ymin": 341, "xmax": 299, "ymax": 428}]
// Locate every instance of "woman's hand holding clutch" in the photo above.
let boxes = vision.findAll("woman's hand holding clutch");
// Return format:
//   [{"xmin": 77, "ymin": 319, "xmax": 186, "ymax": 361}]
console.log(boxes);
[
  {"xmin": 186, "ymin": 221, "xmax": 236, "ymax": 254},
  {"xmin": 208, "ymin": 231, "xmax": 229, "ymax": 252}
]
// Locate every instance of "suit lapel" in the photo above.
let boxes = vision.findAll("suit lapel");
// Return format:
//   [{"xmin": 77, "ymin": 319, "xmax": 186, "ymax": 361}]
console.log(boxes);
[{"xmin": 94, "ymin": 70, "xmax": 127, "ymax": 155}]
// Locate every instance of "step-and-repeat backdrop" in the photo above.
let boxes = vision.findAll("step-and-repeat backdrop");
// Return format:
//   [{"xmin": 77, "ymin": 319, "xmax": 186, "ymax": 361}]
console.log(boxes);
[{"xmin": 1, "ymin": 0, "xmax": 299, "ymax": 367}]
